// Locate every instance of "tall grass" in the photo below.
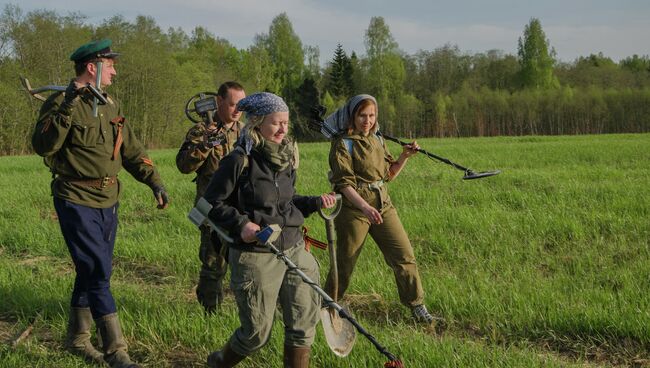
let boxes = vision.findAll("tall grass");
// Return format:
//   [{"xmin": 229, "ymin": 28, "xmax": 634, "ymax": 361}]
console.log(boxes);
[{"xmin": 1, "ymin": 134, "xmax": 648, "ymax": 367}]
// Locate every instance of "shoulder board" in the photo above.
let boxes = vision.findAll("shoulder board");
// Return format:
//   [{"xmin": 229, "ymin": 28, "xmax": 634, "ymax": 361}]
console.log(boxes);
[{"xmin": 342, "ymin": 138, "xmax": 354, "ymax": 155}]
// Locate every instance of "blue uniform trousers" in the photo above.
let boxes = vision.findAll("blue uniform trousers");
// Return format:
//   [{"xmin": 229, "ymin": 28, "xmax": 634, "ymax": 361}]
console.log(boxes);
[{"xmin": 54, "ymin": 197, "xmax": 118, "ymax": 319}]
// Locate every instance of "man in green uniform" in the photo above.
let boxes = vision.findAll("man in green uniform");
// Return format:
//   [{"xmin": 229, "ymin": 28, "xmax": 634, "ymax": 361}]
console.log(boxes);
[
  {"xmin": 32, "ymin": 39, "xmax": 169, "ymax": 368},
  {"xmin": 176, "ymin": 81, "xmax": 245, "ymax": 314}
]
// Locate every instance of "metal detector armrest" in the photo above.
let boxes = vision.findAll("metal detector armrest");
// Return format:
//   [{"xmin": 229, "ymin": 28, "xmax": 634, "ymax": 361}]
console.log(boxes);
[{"xmin": 188, "ymin": 197, "xmax": 234, "ymax": 244}]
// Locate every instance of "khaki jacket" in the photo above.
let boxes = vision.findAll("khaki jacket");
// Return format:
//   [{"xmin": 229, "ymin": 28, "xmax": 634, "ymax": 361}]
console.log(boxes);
[
  {"xmin": 32, "ymin": 89, "xmax": 163, "ymax": 208},
  {"xmin": 328, "ymin": 133, "xmax": 395, "ymax": 209}
]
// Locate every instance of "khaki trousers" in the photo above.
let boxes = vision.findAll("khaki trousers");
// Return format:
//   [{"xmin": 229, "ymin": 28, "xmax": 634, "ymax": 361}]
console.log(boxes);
[
  {"xmin": 227, "ymin": 243, "xmax": 320, "ymax": 356},
  {"xmin": 324, "ymin": 203, "xmax": 424, "ymax": 307}
]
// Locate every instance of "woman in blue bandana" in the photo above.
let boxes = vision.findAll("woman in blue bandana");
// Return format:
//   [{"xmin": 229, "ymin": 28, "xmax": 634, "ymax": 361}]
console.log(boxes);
[{"xmin": 203, "ymin": 92, "xmax": 336, "ymax": 368}]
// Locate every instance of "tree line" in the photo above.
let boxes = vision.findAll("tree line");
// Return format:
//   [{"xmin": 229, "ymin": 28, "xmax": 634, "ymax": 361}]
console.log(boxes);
[{"xmin": 1, "ymin": 5, "xmax": 649, "ymax": 155}]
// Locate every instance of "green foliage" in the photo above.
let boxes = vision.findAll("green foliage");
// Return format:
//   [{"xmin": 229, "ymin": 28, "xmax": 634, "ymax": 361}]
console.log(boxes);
[
  {"xmin": 363, "ymin": 16, "xmax": 405, "ymax": 102},
  {"xmin": 325, "ymin": 43, "xmax": 354, "ymax": 99},
  {"xmin": 257, "ymin": 13, "xmax": 305, "ymax": 97},
  {"xmin": 0, "ymin": 6, "xmax": 649, "ymax": 155},
  {"xmin": 517, "ymin": 18, "xmax": 559, "ymax": 89}
]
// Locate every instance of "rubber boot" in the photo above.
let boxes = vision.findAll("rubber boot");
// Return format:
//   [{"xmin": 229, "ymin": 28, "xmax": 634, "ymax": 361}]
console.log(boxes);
[
  {"xmin": 64, "ymin": 307, "xmax": 104, "ymax": 363},
  {"xmin": 206, "ymin": 342, "xmax": 246, "ymax": 368},
  {"xmin": 96, "ymin": 313, "xmax": 139, "ymax": 368},
  {"xmin": 283, "ymin": 345, "xmax": 310, "ymax": 368}
]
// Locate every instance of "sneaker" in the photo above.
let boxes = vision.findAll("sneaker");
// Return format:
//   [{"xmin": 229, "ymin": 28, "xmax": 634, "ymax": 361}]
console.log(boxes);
[{"xmin": 411, "ymin": 304, "xmax": 435, "ymax": 324}]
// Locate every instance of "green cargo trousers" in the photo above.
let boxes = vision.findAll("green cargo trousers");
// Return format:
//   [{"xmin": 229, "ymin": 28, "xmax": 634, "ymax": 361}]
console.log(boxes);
[
  {"xmin": 324, "ymin": 202, "xmax": 425, "ymax": 307},
  {"xmin": 227, "ymin": 242, "xmax": 320, "ymax": 356}
]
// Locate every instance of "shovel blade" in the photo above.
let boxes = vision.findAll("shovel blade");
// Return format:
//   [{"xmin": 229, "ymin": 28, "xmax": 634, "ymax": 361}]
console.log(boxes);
[{"xmin": 320, "ymin": 306, "xmax": 356, "ymax": 357}]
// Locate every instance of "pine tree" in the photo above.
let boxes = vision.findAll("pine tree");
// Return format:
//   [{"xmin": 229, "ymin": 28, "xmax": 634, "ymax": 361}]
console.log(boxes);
[{"xmin": 327, "ymin": 43, "xmax": 352, "ymax": 99}]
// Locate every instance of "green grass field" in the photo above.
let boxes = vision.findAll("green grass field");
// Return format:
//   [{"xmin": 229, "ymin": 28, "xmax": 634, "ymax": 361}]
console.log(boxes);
[{"xmin": 1, "ymin": 133, "xmax": 649, "ymax": 367}]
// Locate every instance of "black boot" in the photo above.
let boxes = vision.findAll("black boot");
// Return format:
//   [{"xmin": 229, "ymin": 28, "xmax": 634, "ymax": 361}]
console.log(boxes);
[
  {"xmin": 64, "ymin": 307, "xmax": 104, "ymax": 363},
  {"xmin": 96, "ymin": 313, "xmax": 139, "ymax": 368},
  {"xmin": 206, "ymin": 342, "xmax": 246, "ymax": 368}
]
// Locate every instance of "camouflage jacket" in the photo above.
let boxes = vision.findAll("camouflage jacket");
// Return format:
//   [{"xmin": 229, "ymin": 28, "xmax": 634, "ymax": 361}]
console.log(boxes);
[
  {"xmin": 176, "ymin": 120, "xmax": 243, "ymax": 202},
  {"xmin": 32, "ymin": 87, "xmax": 163, "ymax": 208}
]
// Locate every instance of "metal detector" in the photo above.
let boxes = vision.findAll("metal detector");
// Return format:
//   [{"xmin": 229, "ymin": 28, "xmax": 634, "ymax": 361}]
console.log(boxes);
[
  {"xmin": 184, "ymin": 92, "xmax": 219, "ymax": 124},
  {"xmin": 317, "ymin": 195, "xmax": 357, "ymax": 357},
  {"xmin": 20, "ymin": 77, "xmax": 107, "ymax": 105},
  {"xmin": 188, "ymin": 199, "xmax": 405, "ymax": 368},
  {"xmin": 377, "ymin": 132, "xmax": 501, "ymax": 180},
  {"xmin": 184, "ymin": 92, "xmax": 226, "ymax": 146}
]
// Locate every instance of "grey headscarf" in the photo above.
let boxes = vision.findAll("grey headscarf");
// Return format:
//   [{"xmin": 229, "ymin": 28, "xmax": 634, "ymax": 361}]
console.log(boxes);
[{"xmin": 321, "ymin": 94, "xmax": 377, "ymax": 138}]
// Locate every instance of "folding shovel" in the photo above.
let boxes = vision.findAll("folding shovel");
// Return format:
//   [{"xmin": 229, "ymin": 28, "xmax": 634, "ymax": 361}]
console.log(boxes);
[{"xmin": 317, "ymin": 195, "xmax": 357, "ymax": 357}]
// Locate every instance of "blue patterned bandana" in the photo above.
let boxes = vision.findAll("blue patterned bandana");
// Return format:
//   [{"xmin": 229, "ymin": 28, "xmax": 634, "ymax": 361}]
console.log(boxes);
[{"xmin": 237, "ymin": 92, "xmax": 288, "ymax": 117}]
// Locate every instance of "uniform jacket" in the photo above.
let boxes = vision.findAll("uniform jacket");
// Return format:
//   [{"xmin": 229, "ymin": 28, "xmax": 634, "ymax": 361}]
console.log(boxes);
[
  {"xmin": 204, "ymin": 145, "xmax": 320, "ymax": 252},
  {"xmin": 329, "ymin": 133, "xmax": 395, "ymax": 209},
  {"xmin": 32, "ymin": 88, "xmax": 162, "ymax": 208}
]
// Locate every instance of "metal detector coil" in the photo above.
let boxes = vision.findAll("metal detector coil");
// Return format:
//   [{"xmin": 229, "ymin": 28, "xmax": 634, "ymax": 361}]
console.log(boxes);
[{"xmin": 184, "ymin": 92, "xmax": 219, "ymax": 124}]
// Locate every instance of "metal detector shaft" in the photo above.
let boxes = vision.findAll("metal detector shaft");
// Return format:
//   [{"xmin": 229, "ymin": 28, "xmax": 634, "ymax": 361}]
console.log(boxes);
[
  {"xmin": 378, "ymin": 132, "xmax": 470, "ymax": 172},
  {"xmin": 378, "ymin": 131, "xmax": 501, "ymax": 180},
  {"xmin": 92, "ymin": 61, "xmax": 103, "ymax": 117},
  {"xmin": 20, "ymin": 77, "xmax": 107, "ymax": 104},
  {"xmin": 264, "ymin": 238, "xmax": 401, "ymax": 364},
  {"xmin": 188, "ymin": 200, "xmax": 402, "ymax": 365}
]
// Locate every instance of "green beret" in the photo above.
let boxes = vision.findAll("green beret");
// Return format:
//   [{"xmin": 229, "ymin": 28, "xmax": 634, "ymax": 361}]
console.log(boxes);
[{"xmin": 69, "ymin": 39, "xmax": 121, "ymax": 64}]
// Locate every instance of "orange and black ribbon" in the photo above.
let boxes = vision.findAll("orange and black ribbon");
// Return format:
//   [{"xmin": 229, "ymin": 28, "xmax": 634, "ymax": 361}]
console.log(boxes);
[
  {"xmin": 302, "ymin": 226, "xmax": 327, "ymax": 251},
  {"xmin": 109, "ymin": 116, "xmax": 125, "ymax": 160}
]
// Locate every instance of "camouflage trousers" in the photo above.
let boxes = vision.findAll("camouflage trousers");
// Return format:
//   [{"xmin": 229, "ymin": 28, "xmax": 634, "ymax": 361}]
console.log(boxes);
[{"xmin": 197, "ymin": 225, "xmax": 228, "ymax": 312}]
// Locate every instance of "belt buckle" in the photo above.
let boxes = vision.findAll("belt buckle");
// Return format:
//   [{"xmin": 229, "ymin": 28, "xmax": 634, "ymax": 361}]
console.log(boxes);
[{"xmin": 100, "ymin": 176, "xmax": 110, "ymax": 188}]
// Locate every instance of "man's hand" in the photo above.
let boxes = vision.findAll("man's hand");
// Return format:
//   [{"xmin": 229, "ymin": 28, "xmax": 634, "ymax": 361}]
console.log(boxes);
[
  {"xmin": 59, "ymin": 79, "xmax": 83, "ymax": 115},
  {"xmin": 152, "ymin": 185, "xmax": 170, "ymax": 209}
]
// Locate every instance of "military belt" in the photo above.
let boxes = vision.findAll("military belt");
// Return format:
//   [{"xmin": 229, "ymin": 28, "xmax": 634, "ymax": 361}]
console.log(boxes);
[
  {"xmin": 57, "ymin": 175, "xmax": 117, "ymax": 189},
  {"xmin": 359, "ymin": 180, "xmax": 384, "ymax": 190}
]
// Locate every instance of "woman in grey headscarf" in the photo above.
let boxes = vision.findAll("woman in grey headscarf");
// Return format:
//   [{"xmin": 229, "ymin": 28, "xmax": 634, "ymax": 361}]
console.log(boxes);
[
  {"xmin": 323, "ymin": 94, "xmax": 439, "ymax": 325},
  {"xmin": 203, "ymin": 92, "xmax": 336, "ymax": 368}
]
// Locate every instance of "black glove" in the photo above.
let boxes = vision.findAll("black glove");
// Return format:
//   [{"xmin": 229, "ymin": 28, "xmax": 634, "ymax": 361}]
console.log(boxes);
[
  {"xmin": 59, "ymin": 79, "xmax": 82, "ymax": 115},
  {"xmin": 310, "ymin": 105, "xmax": 327, "ymax": 121},
  {"xmin": 152, "ymin": 185, "xmax": 170, "ymax": 209}
]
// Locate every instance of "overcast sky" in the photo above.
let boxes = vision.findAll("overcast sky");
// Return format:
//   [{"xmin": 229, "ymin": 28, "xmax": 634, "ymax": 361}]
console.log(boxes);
[{"xmin": 8, "ymin": 0, "xmax": 650, "ymax": 64}]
